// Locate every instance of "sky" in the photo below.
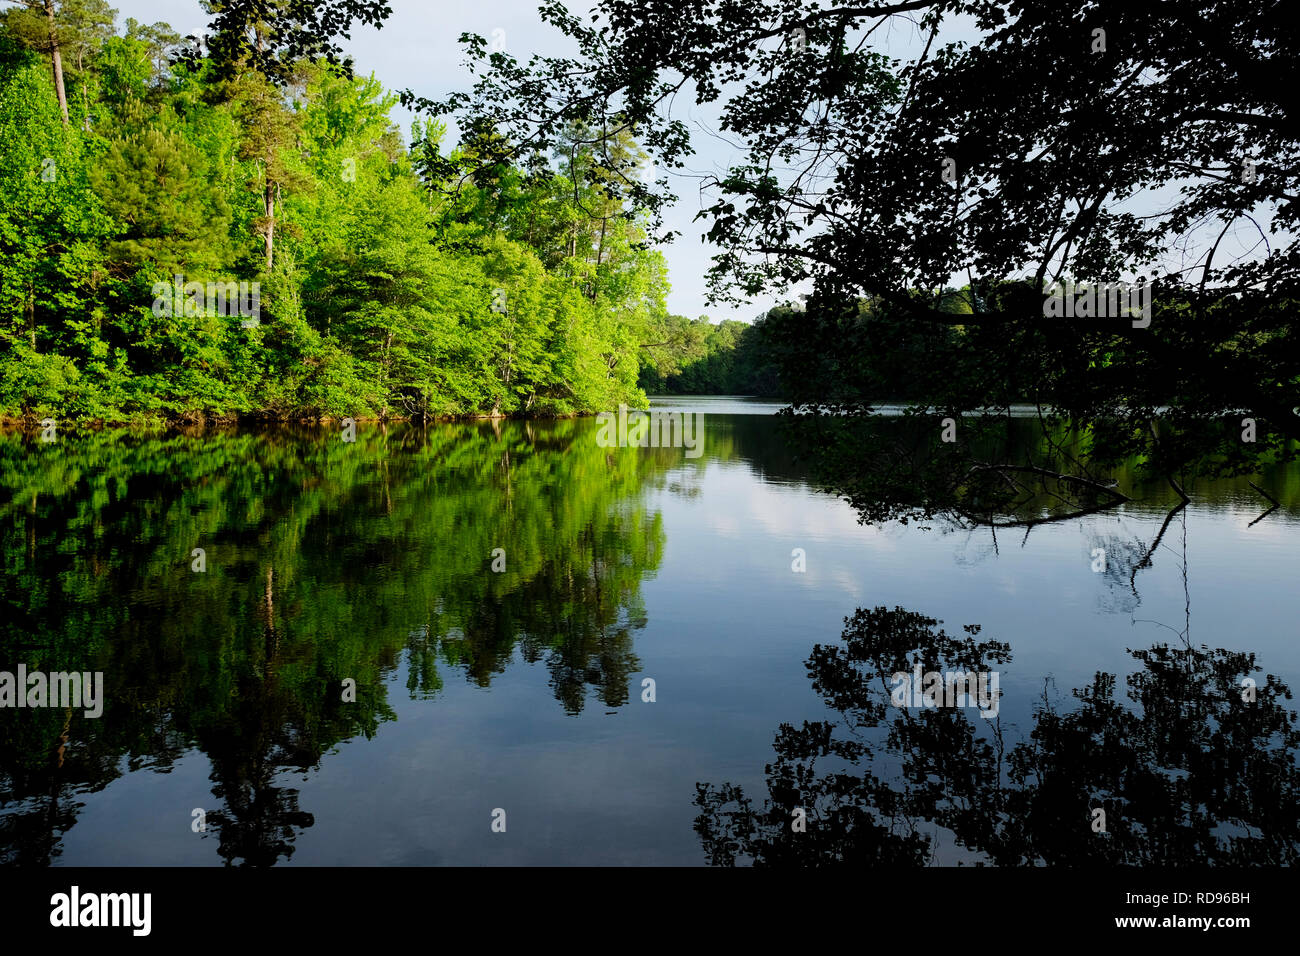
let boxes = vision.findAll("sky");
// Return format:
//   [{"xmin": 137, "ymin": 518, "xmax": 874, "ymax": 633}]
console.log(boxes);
[{"xmin": 111, "ymin": 0, "xmax": 821, "ymax": 325}]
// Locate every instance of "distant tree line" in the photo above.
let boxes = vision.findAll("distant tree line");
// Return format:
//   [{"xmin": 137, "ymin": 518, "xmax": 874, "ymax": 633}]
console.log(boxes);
[{"xmin": 637, "ymin": 311, "xmax": 783, "ymax": 397}]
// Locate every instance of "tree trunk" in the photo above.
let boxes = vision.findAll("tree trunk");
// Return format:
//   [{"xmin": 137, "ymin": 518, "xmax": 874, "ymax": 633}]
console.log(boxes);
[
  {"xmin": 43, "ymin": 1, "xmax": 69, "ymax": 126},
  {"xmin": 263, "ymin": 182, "xmax": 275, "ymax": 272}
]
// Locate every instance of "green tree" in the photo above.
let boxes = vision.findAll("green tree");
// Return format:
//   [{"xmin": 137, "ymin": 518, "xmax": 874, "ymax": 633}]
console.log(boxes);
[
  {"xmin": 1, "ymin": 1, "xmax": 71, "ymax": 124},
  {"xmin": 0, "ymin": 32, "xmax": 110, "ymax": 415}
]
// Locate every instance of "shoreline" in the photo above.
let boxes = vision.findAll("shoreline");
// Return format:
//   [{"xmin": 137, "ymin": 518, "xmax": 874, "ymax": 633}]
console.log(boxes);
[
  {"xmin": 0, "ymin": 397, "xmax": 778, "ymax": 431},
  {"xmin": 0, "ymin": 409, "xmax": 599, "ymax": 432}
]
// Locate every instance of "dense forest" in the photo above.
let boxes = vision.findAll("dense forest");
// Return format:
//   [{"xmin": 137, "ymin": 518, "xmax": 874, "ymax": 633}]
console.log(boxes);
[
  {"xmin": 638, "ymin": 312, "xmax": 783, "ymax": 397},
  {"xmin": 0, "ymin": 1, "xmax": 732, "ymax": 423},
  {"xmin": 6, "ymin": 0, "xmax": 1297, "ymax": 438},
  {"xmin": 0, "ymin": 0, "xmax": 991, "ymax": 417}
]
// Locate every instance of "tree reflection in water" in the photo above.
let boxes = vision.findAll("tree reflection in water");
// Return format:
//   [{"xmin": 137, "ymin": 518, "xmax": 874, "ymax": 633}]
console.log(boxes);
[{"xmin": 695, "ymin": 606, "xmax": 1300, "ymax": 866}]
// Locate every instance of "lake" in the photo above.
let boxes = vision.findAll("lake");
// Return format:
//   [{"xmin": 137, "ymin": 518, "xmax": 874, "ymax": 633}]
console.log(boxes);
[{"xmin": 2, "ymin": 397, "xmax": 1297, "ymax": 865}]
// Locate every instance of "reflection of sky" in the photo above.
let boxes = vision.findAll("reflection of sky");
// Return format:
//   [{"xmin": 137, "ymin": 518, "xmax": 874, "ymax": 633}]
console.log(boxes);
[
  {"xmin": 48, "ymin": 412, "xmax": 1300, "ymax": 865},
  {"xmin": 647, "ymin": 412, "xmax": 1299, "ymax": 692},
  {"xmin": 635, "ymin": 413, "xmax": 1300, "ymax": 862}
]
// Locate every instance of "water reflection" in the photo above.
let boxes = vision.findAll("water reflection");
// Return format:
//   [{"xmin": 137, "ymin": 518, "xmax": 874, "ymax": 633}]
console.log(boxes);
[
  {"xmin": 772, "ymin": 411, "xmax": 1297, "ymax": 528},
  {"xmin": 694, "ymin": 605, "xmax": 1300, "ymax": 865},
  {"xmin": 0, "ymin": 409, "xmax": 1295, "ymax": 866},
  {"xmin": 0, "ymin": 421, "xmax": 666, "ymax": 864}
]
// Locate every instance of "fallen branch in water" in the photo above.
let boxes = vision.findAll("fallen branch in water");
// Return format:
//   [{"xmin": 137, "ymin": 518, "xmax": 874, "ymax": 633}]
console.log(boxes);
[
  {"xmin": 965, "ymin": 462, "xmax": 1132, "ymax": 502},
  {"xmin": 955, "ymin": 497, "xmax": 1127, "ymax": 529}
]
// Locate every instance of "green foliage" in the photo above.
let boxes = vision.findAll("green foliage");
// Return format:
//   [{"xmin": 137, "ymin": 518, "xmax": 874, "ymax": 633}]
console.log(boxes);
[
  {"xmin": 639, "ymin": 312, "xmax": 782, "ymax": 397},
  {"xmin": 0, "ymin": 31, "xmax": 112, "ymax": 416},
  {"xmin": 0, "ymin": 7, "xmax": 664, "ymax": 423}
]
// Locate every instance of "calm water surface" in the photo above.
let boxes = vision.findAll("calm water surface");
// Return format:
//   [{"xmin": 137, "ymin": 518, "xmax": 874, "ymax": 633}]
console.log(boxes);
[{"xmin": 1, "ymin": 398, "xmax": 1297, "ymax": 865}]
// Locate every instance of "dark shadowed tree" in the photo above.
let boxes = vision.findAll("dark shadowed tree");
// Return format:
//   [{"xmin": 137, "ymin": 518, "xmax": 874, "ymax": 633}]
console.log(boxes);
[
  {"xmin": 420, "ymin": 0, "xmax": 1298, "ymax": 482},
  {"xmin": 179, "ymin": 0, "xmax": 392, "ymax": 86}
]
